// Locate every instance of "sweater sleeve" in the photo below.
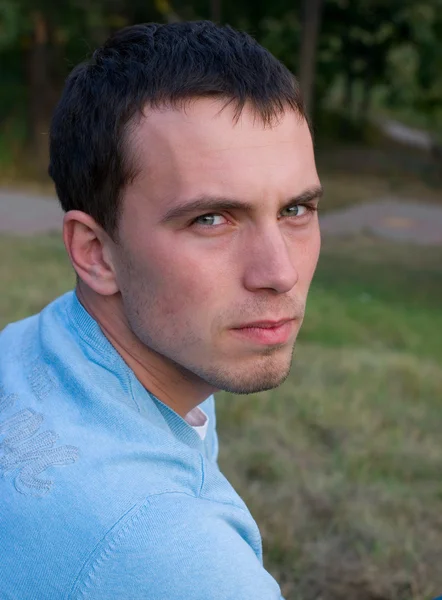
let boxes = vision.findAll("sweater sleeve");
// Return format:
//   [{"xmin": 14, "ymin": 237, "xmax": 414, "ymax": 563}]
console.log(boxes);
[{"xmin": 71, "ymin": 492, "xmax": 284, "ymax": 600}]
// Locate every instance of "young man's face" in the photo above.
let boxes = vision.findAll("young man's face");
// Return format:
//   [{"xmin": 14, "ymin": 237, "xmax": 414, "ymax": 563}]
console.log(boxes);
[{"xmin": 112, "ymin": 99, "xmax": 321, "ymax": 395}]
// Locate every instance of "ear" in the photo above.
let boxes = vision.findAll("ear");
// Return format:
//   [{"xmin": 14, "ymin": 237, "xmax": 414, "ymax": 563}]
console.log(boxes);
[{"xmin": 63, "ymin": 211, "xmax": 119, "ymax": 296}]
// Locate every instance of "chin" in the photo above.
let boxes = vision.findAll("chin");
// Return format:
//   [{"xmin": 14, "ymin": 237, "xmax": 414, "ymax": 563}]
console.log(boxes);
[
  {"xmin": 202, "ymin": 357, "xmax": 293, "ymax": 395},
  {"xmin": 221, "ymin": 372, "xmax": 291, "ymax": 395}
]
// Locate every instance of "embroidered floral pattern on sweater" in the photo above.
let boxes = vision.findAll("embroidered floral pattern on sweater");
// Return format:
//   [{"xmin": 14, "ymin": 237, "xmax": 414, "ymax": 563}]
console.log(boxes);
[{"xmin": 0, "ymin": 387, "xmax": 79, "ymax": 497}]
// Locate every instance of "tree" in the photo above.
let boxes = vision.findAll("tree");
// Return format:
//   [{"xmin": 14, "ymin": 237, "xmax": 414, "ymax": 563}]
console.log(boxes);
[
  {"xmin": 210, "ymin": 0, "xmax": 221, "ymax": 21},
  {"xmin": 298, "ymin": 0, "xmax": 323, "ymax": 115}
]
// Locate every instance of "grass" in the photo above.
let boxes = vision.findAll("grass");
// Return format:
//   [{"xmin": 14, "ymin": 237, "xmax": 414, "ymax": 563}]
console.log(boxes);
[
  {"xmin": 219, "ymin": 237, "xmax": 442, "ymax": 600},
  {"xmin": 320, "ymin": 168, "xmax": 442, "ymax": 212},
  {"xmin": 1, "ymin": 232, "xmax": 442, "ymax": 599},
  {"xmin": 0, "ymin": 234, "xmax": 75, "ymax": 328}
]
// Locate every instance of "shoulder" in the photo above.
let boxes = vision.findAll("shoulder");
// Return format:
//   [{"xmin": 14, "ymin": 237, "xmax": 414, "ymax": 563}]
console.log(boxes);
[
  {"xmin": 0, "ymin": 312, "xmax": 38, "ymax": 373},
  {"xmin": 70, "ymin": 492, "xmax": 283, "ymax": 600},
  {"xmin": 0, "ymin": 292, "xmax": 75, "ymax": 405}
]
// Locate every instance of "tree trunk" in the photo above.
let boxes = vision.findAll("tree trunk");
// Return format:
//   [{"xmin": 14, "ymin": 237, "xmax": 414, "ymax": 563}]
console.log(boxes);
[
  {"xmin": 26, "ymin": 11, "xmax": 54, "ymax": 173},
  {"xmin": 343, "ymin": 71, "xmax": 354, "ymax": 117},
  {"xmin": 211, "ymin": 0, "xmax": 222, "ymax": 22},
  {"xmin": 359, "ymin": 71, "xmax": 373, "ymax": 119},
  {"xmin": 298, "ymin": 0, "xmax": 323, "ymax": 116}
]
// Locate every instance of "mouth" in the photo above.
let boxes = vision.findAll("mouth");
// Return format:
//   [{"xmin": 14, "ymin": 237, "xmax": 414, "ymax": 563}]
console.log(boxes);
[
  {"xmin": 231, "ymin": 318, "xmax": 296, "ymax": 345},
  {"xmin": 234, "ymin": 318, "xmax": 294, "ymax": 329}
]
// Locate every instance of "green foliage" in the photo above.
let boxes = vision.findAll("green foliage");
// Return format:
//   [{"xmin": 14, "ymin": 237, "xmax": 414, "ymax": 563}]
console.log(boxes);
[
  {"xmin": 0, "ymin": 0, "xmax": 20, "ymax": 49},
  {"xmin": 260, "ymin": 11, "xmax": 301, "ymax": 74},
  {"xmin": 0, "ymin": 0, "xmax": 441, "ymax": 173}
]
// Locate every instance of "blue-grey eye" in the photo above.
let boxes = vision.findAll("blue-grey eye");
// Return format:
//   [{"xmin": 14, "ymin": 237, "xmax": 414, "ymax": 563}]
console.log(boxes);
[
  {"xmin": 194, "ymin": 214, "xmax": 227, "ymax": 226},
  {"xmin": 281, "ymin": 205, "xmax": 307, "ymax": 217}
]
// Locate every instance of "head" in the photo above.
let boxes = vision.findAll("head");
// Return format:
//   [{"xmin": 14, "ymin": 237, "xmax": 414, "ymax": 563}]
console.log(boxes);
[{"xmin": 50, "ymin": 21, "xmax": 321, "ymax": 398}]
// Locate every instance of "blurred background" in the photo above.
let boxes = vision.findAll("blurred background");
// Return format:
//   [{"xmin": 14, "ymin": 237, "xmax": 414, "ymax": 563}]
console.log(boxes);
[{"xmin": 1, "ymin": 1, "xmax": 442, "ymax": 599}]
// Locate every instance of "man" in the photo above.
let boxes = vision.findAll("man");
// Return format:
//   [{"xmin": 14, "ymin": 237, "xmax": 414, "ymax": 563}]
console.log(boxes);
[{"xmin": 0, "ymin": 21, "xmax": 321, "ymax": 599}]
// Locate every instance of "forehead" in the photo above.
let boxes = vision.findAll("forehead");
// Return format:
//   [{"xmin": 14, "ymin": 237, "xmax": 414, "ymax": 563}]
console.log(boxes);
[{"xmin": 126, "ymin": 99, "xmax": 318, "ymax": 208}]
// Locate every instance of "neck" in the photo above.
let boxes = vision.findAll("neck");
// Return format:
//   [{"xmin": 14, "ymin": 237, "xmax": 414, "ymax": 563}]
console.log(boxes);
[{"xmin": 75, "ymin": 282, "xmax": 215, "ymax": 417}]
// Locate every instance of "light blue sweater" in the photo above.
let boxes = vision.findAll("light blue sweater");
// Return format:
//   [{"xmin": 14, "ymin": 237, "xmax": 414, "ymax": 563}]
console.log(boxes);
[{"xmin": 0, "ymin": 291, "xmax": 283, "ymax": 599}]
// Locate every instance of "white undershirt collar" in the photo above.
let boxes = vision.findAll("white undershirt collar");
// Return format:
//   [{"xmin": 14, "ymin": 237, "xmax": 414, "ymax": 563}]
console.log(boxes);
[{"xmin": 184, "ymin": 406, "xmax": 209, "ymax": 441}]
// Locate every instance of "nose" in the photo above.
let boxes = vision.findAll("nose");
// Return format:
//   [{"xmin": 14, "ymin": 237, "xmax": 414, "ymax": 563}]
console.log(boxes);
[{"xmin": 241, "ymin": 225, "xmax": 299, "ymax": 294}]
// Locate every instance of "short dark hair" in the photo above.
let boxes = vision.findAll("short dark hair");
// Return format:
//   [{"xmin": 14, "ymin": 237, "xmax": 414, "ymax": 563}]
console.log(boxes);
[{"xmin": 49, "ymin": 21, "xmax": 306, "ymax": 239}]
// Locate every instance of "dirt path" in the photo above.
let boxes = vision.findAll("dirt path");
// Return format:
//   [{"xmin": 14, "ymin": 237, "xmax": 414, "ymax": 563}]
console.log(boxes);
[
  {"xmin": 1, "ymin": 188, "xmax": 442, "ymax": 245},
  {"xmin": 0, "ymin": 189, "xmax": 63, "ymax": 235},
  {"xmin": 320, "ymin": 196, "xmax": 442, "ymax": 245}
]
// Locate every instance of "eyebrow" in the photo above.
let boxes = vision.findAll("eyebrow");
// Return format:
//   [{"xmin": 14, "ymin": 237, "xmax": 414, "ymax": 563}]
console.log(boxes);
[{"xmin": 160, "ymin": 185, "xmax": 323, "ymax": 224}]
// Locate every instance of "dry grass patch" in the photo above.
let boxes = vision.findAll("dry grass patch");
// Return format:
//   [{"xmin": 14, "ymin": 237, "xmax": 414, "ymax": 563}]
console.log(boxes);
[{"xmin": 217, "ymin": 347, "xmax": 442, "ymax": 600}]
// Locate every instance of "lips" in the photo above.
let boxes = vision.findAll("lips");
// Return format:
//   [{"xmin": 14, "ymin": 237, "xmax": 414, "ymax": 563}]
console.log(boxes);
[
  {"xmin": 231, "ymin": 319, "xmax": 295, "ymax": 345},
  {"xmin": 233, "ymin": 318, "xmax": 293, "ymax": 330}
]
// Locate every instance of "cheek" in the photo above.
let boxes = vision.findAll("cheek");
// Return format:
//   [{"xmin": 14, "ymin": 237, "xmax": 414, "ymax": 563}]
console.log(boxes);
[
  {"xmin": 296, "ymin": 229, "xmax": 321, "ymax": 285},
  {"xmin": 310, "ymin": 229, "xmax": 321, "ymax": 269},
  {"xmin": 133, "ymin": 246, "xmax": 217, "ymax": 320}
]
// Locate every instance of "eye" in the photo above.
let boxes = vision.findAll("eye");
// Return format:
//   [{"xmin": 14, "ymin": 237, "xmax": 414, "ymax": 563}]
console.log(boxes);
[
  {"xmin": 192, "ymin": 213, "xmax": 227, "ymax": 227},
  {"xmin": 281, "ymin": 204, "xmax": 308, "ymax": 218}
]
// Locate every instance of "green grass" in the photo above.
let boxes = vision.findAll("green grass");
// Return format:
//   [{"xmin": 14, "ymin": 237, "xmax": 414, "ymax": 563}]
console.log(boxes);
[
  {"xmin": 0, "ymin": 234, "xmax": 75, "ymax": 328},
  {"xmin": 302, "ymin": 236, "xmax": 442, "ymax": 359},
  {"xmin": 1, "ymin": 233, "xmax": 442, "ymax": 600}
]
